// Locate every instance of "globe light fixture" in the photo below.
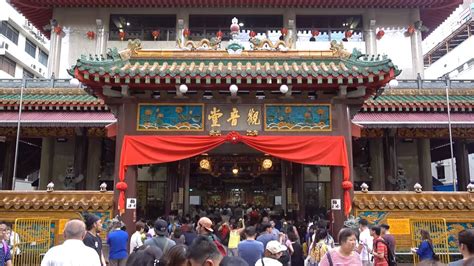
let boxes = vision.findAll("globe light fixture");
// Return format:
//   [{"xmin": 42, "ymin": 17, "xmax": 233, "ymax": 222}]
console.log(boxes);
[
  {"xmin": 262, "ymin": 159, "xmax": 273, "ymax": 169},
  {"xmin": 179, "ymin": 84, "xmax": 188, "ymax": 94},
  {"xmin": 69, "ymin": 78, "xmax": 81, "ymax": 87},
  {"xmin": 232, "ymin": 165, "xmax": 239, "ymax": 175},
  {"xmin": 229, "ymin": 84, "xmax": 238, "ymax": 96},
  {"xmin": 199, "ymin": 159, "xmax": 211, "ymax": 170},
  {"xmin": 279, "ymin": 84, "xmax": 289, "ymax": 94}
]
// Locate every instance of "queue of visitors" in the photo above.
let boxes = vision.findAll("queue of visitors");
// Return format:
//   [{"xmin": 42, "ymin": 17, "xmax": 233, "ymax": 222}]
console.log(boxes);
[{"xmin": 34, "ymin": 206, "xmax": 474, "ymax": 266}]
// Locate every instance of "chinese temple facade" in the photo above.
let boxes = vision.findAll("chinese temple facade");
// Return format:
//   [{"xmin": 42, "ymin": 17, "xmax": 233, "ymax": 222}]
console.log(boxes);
[{"xmin": 1, "ymin": 0, "xmax": 473, "ymax": 243}]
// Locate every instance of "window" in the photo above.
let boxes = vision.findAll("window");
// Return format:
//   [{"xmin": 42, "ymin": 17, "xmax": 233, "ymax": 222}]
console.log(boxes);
[
  {"xmin": 25, "ymin": 39, "xmax": 36, "ymax": 58},
  {"xmin": 0, "ymin": 55, "xmax": 16, "ymax": 76},
  {"xmin": 296, "ymin": 15, "xmax": 364, "ymax": 41},
  {"xmin": 0, "ymin": 21, "xmax": 19, "ymax": 44},
  {"xmin": 189, "ymin": 15, "xmax": 283, "ymax": 40},
  {"xmin": 23, "ymin": 69, "xmax": 34, "ymax": 79},
  {"xmin": 109, "ymin": 14, "xmax": 176, "ymax": 41},
  {"xmin": 39, "ymin": 50, "xmax": 48, "ymax": 66}
]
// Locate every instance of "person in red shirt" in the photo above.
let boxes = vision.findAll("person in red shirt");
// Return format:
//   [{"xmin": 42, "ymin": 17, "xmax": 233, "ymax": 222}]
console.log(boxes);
[{"xmin": 371, "ymin": 226, "xmax": 389, "ymax": 266}]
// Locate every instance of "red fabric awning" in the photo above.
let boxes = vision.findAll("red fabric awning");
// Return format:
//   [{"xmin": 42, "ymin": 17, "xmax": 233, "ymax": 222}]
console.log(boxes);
[
  {"xmin": 352, "ymin": 113, "xmax": 474, "ymax": 128},
  {"xmin": 117, "ymin": 132, "xmax": 352, "ymax": 216},
  {"xmin": 0, "ymin": 112, "xmax": 116, "ymax": 127},
  {"xmin": 10, "ymin": 0, "xmax": 461, "ymax": 38}
]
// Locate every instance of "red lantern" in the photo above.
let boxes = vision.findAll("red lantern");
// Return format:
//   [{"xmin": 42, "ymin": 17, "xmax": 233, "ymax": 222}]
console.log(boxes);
[
  {"xmin": 53, "ymin": 26, "xmax": 62, "ymax": 34},
  {"xmin": 280, "ymin": 27, "xmax": 288, "ymax": 36},
  {"xmin": 406, "ymin": 25, "xmax": 415, "ymax": 36},
  {"xmin": 183, "ymin": 28, "xmax": 190, "ymax": 38},
  {"xmin": 119, "ymin": 31, "xmax": 126, "ymax": 41},
  {"xmin": 376, "ymin": 30, "xmax": 385, "ymax": 40},
  {"xmin": 345, "ymin": 30, "xmax": 353, "ymax": 39},
  {"xmin": 311, "ymin": 30, "xmax": 320, "ymax": 37},
  {"xmin": 86, "ymin": 31, "xmax": 95, "ymax": 40},
  {"xmin": 249, "ymin": 31, "xmax": 257, "ymax": 38},
  {"xmin": 152, "ymin": 30, "xmax": 160, "ymax": 41},
  {"xmin": 216, "ymin": 30, "xmax": 224, "ymax": 39}
]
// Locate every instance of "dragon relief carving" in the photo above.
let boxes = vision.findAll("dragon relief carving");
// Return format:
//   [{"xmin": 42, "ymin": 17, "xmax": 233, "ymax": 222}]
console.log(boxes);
[
  {"xmin": 330, "ymin": 40, "xmax": 351, "ymax": 58},
  {"xmin": 118, "ymin": 39, "xmax": 143, "ymax": 60},
  {"xmin": 177, "ymin": 36, "xmax": 222, "ymax": 51},
  {"xmin": 249, "ymin": 37, "xmax": 290, "ymax": 51}
]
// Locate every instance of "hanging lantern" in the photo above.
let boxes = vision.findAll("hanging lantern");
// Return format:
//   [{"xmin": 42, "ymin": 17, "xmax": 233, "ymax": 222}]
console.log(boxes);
[
  {"xmin": 53, "ymin": 26, "xmax": 62, "ymax": 35},
  {"xmin": 86, "ymin": 31, "xmax": 95, "ymax": 40},
  {"xmin": 119, "ymin": 31, "xmax": 126, "ymax": 41},
  {"xmin": 249, "ymin": 31, "xmax": 257, "ymax": 38},
  {"xmin": 152, "ymin": 30, "xmax": 160, "ymax": 41},
  {"xmin": 311, "ymin": 30, "xmax": 320, "ymax": 37},
  {"xmin": 345, "ymin": 30, "xmax": 353, "ymax": 39},
  {"xmin": 183, "ymin": 28, "xmax": 190, "ymax": 38},
  {"xmin": 216, "ymin": 30, "xmax": 224, "ymax": 39},
  {"xmin": 406, "ymin": 25, "xmax": 415, "ymax": 36},
  {"xmin": 280, "ymin": 27, "xmax": 288, "ymax": 36},
  {"xmin": 376, "ymin": 30, "xmax": 385, "ymax": 40}
]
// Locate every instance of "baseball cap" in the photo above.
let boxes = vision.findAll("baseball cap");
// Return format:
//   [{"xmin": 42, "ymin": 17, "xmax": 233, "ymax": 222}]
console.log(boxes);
[
  {"xmin": 266, "ymin": 240, "xmax": 287, "ymax": 255},
  {"xmin": 84, "ymin": 213, "xmax": 100, "ymax": 229},
  {"xmin": 154, "ymin": 219, "xmax": 168, "ymax": 236},
  {"xmin": 197, "ymin": 217, "xmax": 214, "ymax": 232}
]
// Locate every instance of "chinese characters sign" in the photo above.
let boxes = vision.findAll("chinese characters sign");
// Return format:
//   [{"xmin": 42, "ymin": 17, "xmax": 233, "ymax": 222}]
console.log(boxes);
[{"xmin": 137, "ymin": 103, "xmax": 331, "ymax": 132}]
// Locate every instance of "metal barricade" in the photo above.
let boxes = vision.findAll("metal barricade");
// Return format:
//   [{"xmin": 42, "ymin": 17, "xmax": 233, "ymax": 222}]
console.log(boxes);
[
  {"xmin": 410, "ymin": 218, "xmax": 450, "ymax": 265},
  {"xmin": 12, "ymin": 218, "xmax": 52, "ymax": 266}
]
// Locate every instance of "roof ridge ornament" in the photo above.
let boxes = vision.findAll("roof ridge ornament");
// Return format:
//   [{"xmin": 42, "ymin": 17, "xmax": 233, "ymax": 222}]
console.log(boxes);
[{"xmin": 330, "ymin": 40, "xmax": 351, "ymax": 58}]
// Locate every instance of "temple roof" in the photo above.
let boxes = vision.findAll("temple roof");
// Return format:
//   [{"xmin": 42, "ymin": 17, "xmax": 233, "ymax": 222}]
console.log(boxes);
[
  {"xmin": 10, "ymin": 0, "xmax": 461, "ymax": 38},
  {"xmin": 72, "ymin": 47, "xmax": 399, "ymax": 92}
]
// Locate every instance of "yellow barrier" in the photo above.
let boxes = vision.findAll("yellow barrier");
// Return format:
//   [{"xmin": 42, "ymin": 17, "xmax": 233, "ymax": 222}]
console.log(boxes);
[
  {"xmin": 410, "ymin": 218, "xmax": 450, "ymax": 265},
  {"xmin": 12, "ymin": 218, "xmax": 52, "ymax": 266}
]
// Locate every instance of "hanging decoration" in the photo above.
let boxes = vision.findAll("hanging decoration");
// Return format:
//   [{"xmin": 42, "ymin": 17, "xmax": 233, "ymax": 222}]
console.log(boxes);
[
  {"xmin": 183, "ymin": 28, "xmax": 191, "ymax": 38},
  {"xmin": 376, "ymin": 29, "xmax": 385, "ymax": 40},
  {"xmin": 119, "ymin": 31, "xmax": 126, "ymax": 41},
  {"xmin": 86, "ymin": 31, "xmax": 95, "ymax": 40},
  {"xmin": 310, "ymin": 30, "xmax": 320, "ymax": 42},
  {"xmin": 152, "ymin": 30, "xmax": 160, "ymax": 41},
  {"xmin": 53, "ymin": 26, "xmax": 63, "ymax": 35},
  {"xmin": 280, "ymin": 27, "xmax": 288, "ymax": 36},
  {"xmin": 344, "ymin": 30, "xmax": 353, "ymax": 39},
  {"xmin": 216, "ymin": 30, "xmax": 224, "ymax": 39},
  {"xmin": 405, "ymin": 25, "xmax": 415, "ymax": 37},
  {"xmin": 249, "ymin": 30, "xmax": 257, "ymax": 38},
  {"xmin": 117, "ymin": 132, "xmax": 352, "ymax": 217}
]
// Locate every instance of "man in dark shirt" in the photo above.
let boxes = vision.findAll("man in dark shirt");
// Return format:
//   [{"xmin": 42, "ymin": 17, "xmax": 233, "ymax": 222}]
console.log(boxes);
[
  {"xmin": 380, "ymin": 224, "xmax": 396, "ymax": 260},
  {"xmin": 83, "ymin": 213, "xmax": 105, "ymax": 266}
]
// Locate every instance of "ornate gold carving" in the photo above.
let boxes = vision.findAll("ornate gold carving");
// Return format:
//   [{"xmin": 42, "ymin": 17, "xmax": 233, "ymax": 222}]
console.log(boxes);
[
  {"xmin": 0, "ymin": 127, "xmax": 106, "ymax": 137},
  {"xmin": 179, "ymin": 38, "xmax": 222, "ymax": 51},
  {"xmin": 249, "ymin": 38, "xmax": 290, "ymax": 51},
  {"xmin": 246, "ymin": 130, "xmax": 259, "ymax": 136},
  {"xmin": 0, "ymin": 191, "xmax": 113, "ymax": 211},
  {"xmin": 361, "ymin": 128, "xmax": 474, "ymax": 138},
  {"xmin": 361, "ymin": 128, "xmax": 384, "ymax": 138},
  {"xmin": 330, "ymin": 40, "xmax": 351, "ymax": 58},
  {"xmin": 209, "ymin": 129, "xmax": 222, "ymax": 136},
  {"xmin": 354, "ymin": 191, "xmax": 474, "ymax": 211},
  {"xmin": 382, "ymin": 88, "xmax": 474, "ymax": 96}
]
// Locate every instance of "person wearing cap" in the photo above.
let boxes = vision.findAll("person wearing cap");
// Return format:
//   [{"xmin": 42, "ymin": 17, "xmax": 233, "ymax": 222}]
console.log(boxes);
[
  {"xmin": 83, "ymin": 213, "xmax": 106, "ymax": 266},
  {"xmin": 255, "ymin": 240, "xmax": 287, "ymax": 266},
  {"xmin": 144, "ymin": 218, "xmax": 176, "ymax": 254},
  {"xmin": 196, "ymin": 217, "xmax": 226, "ymax": 256},
  {"xmin": 107, "ymin": 219, "xmax": 129, "ymax": 266}
]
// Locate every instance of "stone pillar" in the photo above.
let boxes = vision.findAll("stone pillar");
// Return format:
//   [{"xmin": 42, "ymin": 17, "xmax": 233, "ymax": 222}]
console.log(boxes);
[
  {"xmin": 176, "ymin": 10, "xmax": 189, "ymax": 44},
  {"xmin": 86, "ymin": 138, "xmax": 102, "ymax": 190},
  {"xmin": 293, "ymin": 163, "xmax": 305, "ymax": 220},
  {"xmin": 284, "ymin": 10, "xmax": 297, "ymax": 48},
  {"xmin": 95, "ymin": 20, "xmax": 107, "ymax": 56},
  {"xmin": 384, "ymin": 130, "xmax": 398, "ymax": 190},
  {"xmin": 370, "ymin": 138, "xmax": 385, "ymax": 190},
  {"xmin": 363, "ymin": 9, "xmax": 377, "ymax": 55},
  {"xmin": 47, "ymin": 29, "xmax": 63, "ymax": 77},
  {"xmin": 281, "ymin": 161, "xmax": 289, "ymax": 214},
  {"xmin": 39, "ymin": 137, "xmax": 54, "ymax": 190},
  {"xmin": 455, "ymin": 141, "xmax": 470, "ymax": 191},
  {"xmin": 330, "ymin": 166, "xmax": 344, "ymax": 238},
  {"xmin": 2, "ymin": 139, "xmax": 15, "ymax": 190},
  {"xmin": 410, "ymin": 9, "xmax": 424, "ymax": 78},
  {"xmin": 184, "ymin": 161, "xmax": 190, "ymax": 215},
  {"xmin": 417, "ymin": 139, "xmax": 433, "ymax": 190},
  {"xmin": 73, "ymin": 129, "xmax": 88, "ymax": 190}
]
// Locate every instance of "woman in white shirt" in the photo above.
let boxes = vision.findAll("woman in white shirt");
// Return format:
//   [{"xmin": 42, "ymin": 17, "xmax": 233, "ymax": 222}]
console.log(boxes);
[{"xmin": 130, "ymin": 221, "xmax": 145, "ymax": 253}]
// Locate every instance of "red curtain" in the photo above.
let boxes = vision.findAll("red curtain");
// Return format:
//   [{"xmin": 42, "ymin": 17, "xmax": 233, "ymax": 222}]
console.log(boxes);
[{"xmin": 117, "ymin": 131, "xmax": 352, "ymax": 216}]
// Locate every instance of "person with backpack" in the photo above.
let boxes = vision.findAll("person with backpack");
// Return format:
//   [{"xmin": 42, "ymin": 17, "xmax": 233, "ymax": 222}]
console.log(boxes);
[
  {"xmin": 144, "ymin": 219, "xmax": 176, "ymax": 255},
  {"xmin": 411, "ymin": 230, "xmax": 437, "ymax": 262},
  {"xmin": 371, "ymin": 226, "xmax": 389, "ymax": 266},
  {"xmin": 196, "ymin": 217, "xmax": 227, "ymax": 257},
  {"xmin": 306, "ymin": 229, "xmax": 330, "ymax": 266}
]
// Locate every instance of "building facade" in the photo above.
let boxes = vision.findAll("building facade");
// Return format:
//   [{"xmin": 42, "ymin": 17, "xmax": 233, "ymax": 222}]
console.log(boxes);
[
  {"xmin": 2, "ymin": 0, "xmax": 472, "ymax": 237},
  {"xmin": 0, "ymin": 0, "xmax": 49, "ymax": 78}
]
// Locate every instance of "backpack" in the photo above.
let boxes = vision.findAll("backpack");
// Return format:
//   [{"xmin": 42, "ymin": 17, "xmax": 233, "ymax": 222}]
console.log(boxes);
[
  {"xmin": 209, "ymin": 235, "xmax": 227, "ymax": 257},
  {"xmin": 309, "ymin": 241, "xmax": 329, "ymax": 263},
  {"xmin": 374, "ymin": 239, "xmax": 397, "ymax": 266}
]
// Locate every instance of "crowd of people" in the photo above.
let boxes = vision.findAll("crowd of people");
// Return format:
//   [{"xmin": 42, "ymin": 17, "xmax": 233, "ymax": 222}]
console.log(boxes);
[{"xmin": 1, "ymin": 206, "xmax": 472, "ymax": 266}]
